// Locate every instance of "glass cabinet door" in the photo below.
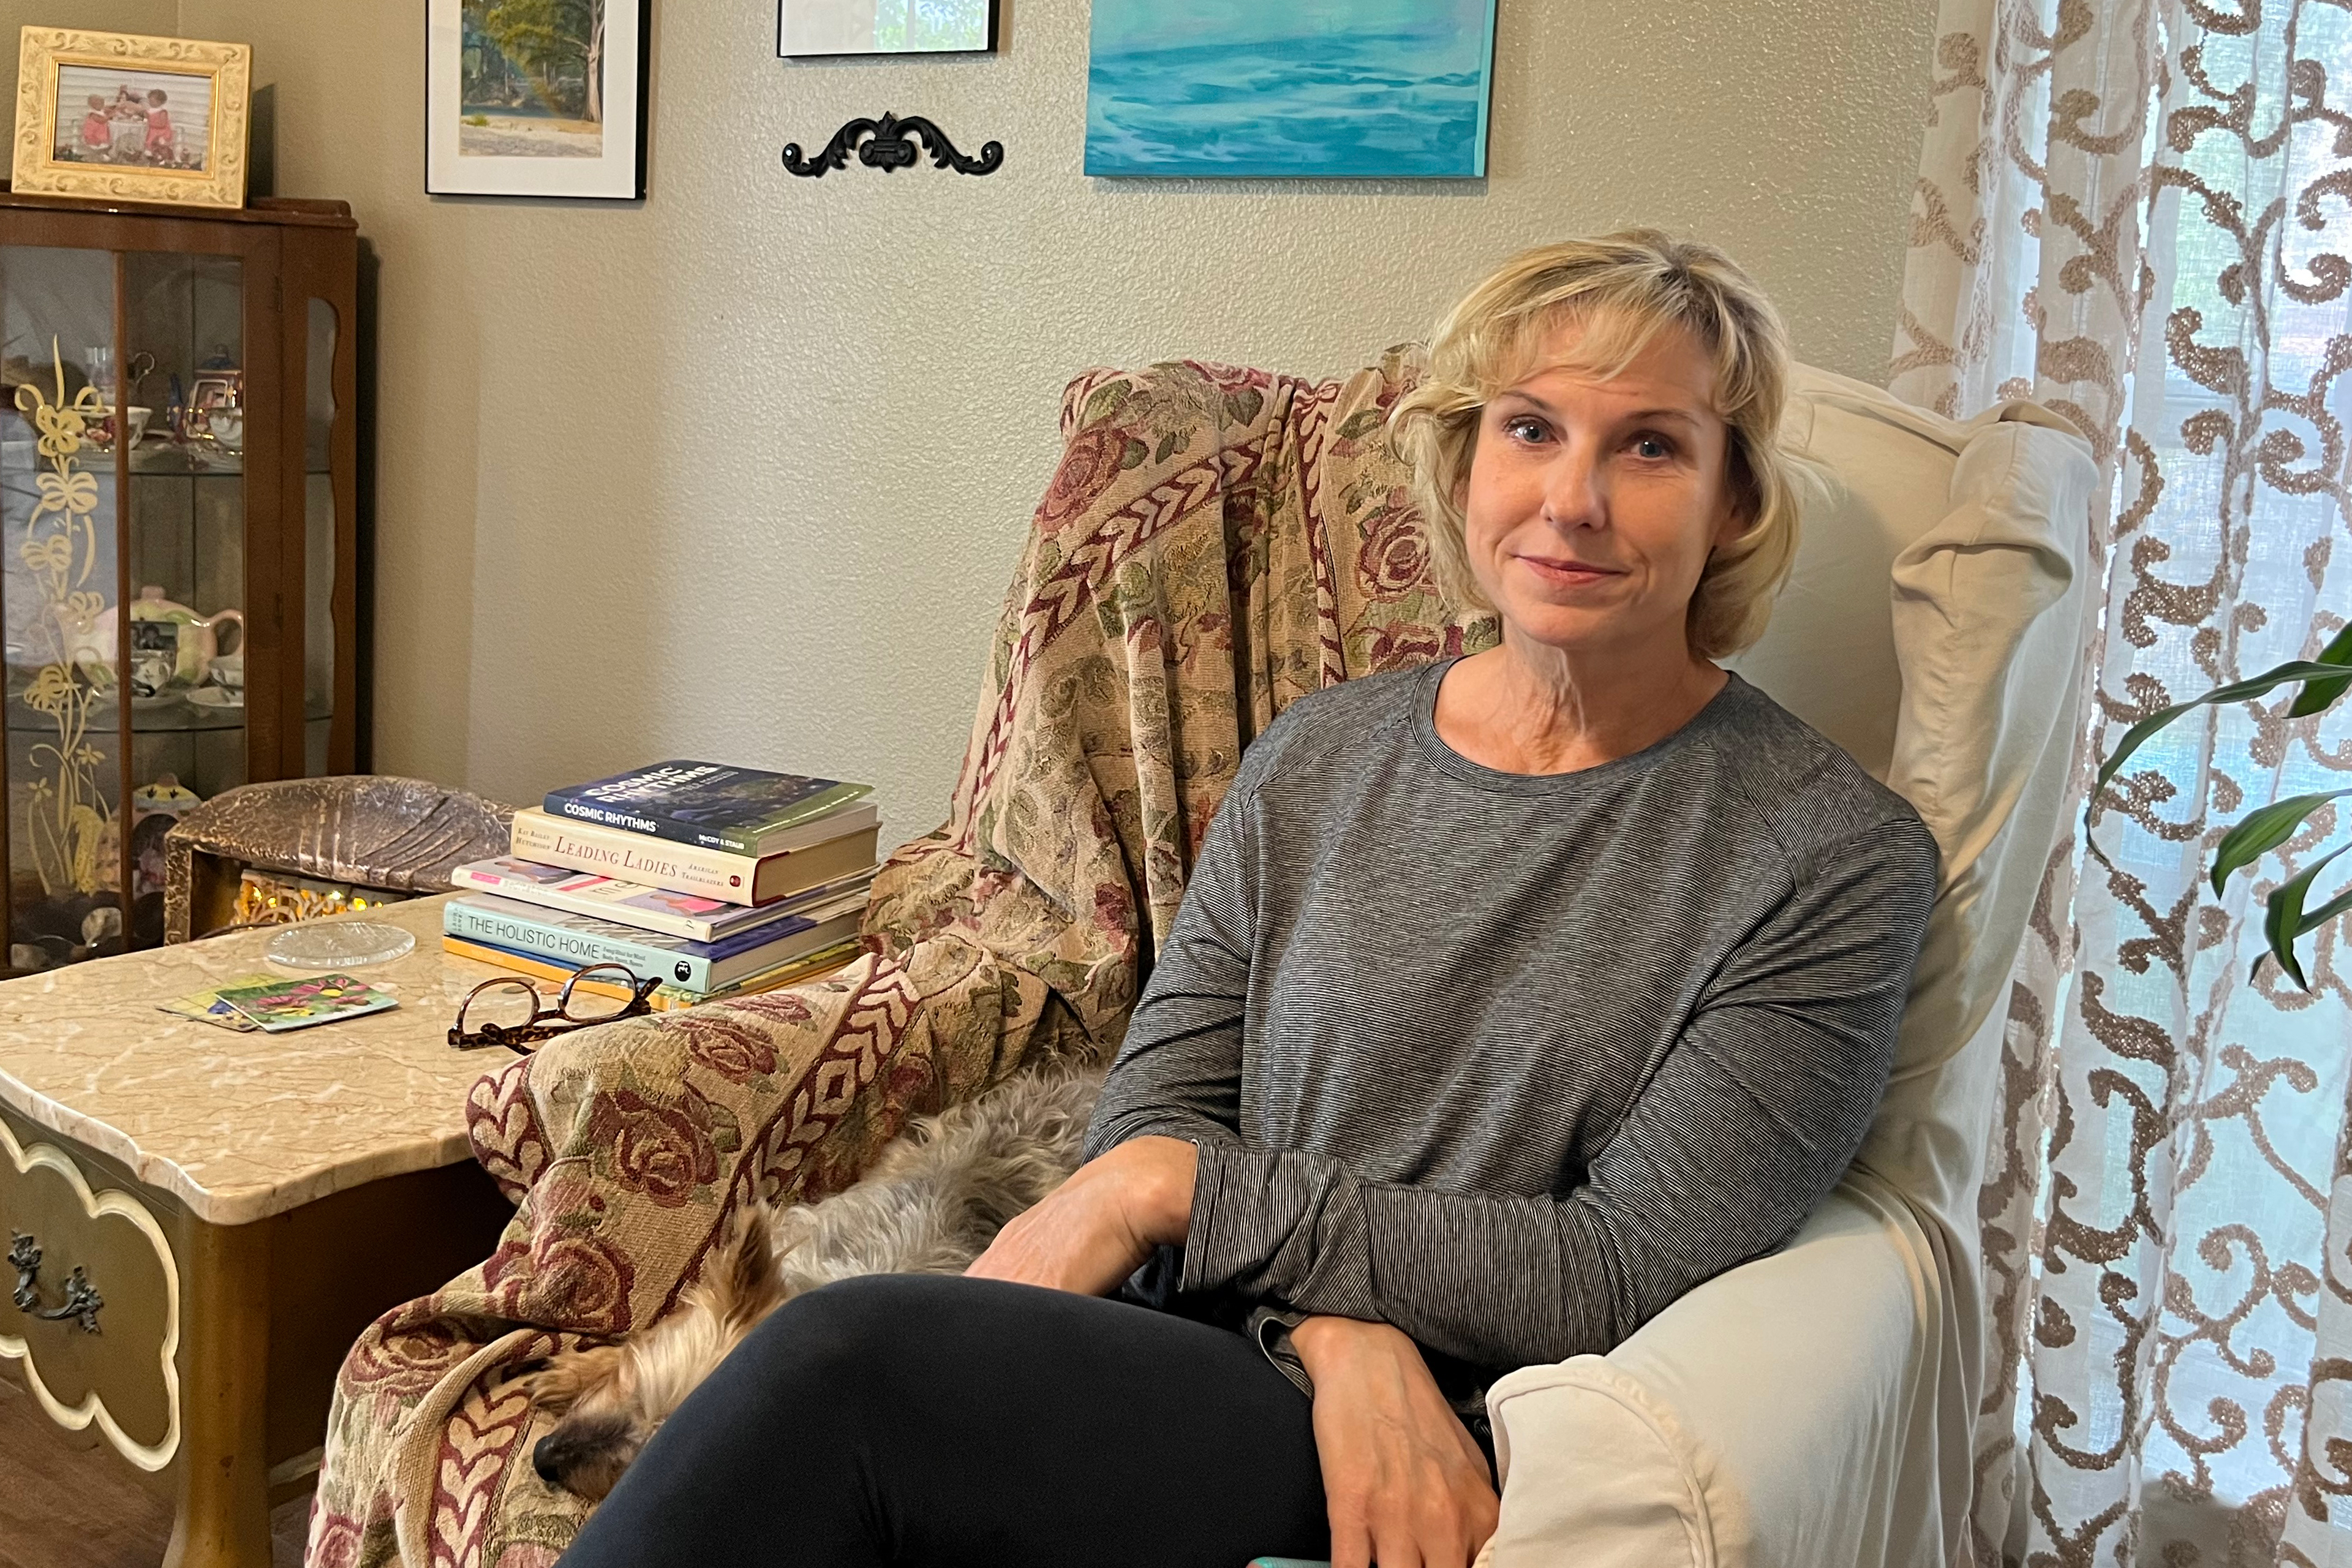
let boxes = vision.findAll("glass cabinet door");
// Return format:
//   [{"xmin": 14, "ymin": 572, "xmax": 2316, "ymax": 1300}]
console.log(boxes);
[
  {"xmin": 127, "ymin": 250, "xmax": 248, "ymax": 947},
  {"xmin": 0, "ymin": 246, "xmax": 125, "ymax": 967},
  {"xmin": 0, "ymin": 244, "xmax": 251, "ymax": 965}
]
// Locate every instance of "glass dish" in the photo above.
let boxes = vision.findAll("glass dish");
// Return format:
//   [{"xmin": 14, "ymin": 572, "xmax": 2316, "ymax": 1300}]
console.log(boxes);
[{"xmin": 265, "ymin": 921, "xmax": 415, "ymax": 970}]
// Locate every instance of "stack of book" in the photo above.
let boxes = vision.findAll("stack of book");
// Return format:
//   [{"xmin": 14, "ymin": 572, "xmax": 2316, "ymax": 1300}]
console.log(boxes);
[{"xmin": 444, "ymin": 761, "xmax": 880, "ymax": 1012}]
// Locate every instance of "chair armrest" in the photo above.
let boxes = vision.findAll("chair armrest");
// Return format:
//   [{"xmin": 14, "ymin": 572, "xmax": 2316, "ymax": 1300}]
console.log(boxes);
[{"xmin": 1483, "ymin": 1176, "xmax": 1962, "ymax": 1568}]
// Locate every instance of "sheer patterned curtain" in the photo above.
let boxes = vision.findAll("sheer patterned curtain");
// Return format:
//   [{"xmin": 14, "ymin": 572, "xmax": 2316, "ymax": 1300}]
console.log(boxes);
[{"xmin": 1892, "ymin": 0, "xmax": 2352, "ymax": 1561}]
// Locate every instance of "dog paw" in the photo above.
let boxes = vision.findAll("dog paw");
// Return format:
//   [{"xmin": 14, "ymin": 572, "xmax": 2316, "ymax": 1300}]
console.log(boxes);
[{"xmin": 515, "ymin": 1344, "xmax": 622, "ymax": 1417}]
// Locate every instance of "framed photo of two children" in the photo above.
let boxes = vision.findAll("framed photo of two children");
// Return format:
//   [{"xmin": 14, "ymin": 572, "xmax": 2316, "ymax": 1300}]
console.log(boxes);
[{"xmin": 11, "ymin": 28, "xmax": 252, "ymax": 209}]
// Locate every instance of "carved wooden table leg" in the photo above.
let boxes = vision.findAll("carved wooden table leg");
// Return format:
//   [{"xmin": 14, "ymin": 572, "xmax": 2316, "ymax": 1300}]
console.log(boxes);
[{"xmin": 165, "ymin": 1218, "xmax": 271, "ymax": 1568}]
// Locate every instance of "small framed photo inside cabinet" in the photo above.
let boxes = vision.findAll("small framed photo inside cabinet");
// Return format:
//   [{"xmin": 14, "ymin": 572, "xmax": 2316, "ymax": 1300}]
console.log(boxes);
[
  {"xmin": 426, "ymin": 0, "xmax": 650, "ymax": 200},
  {"xmin": 780, "ymin": 0, "xmax": 999, "ymax": 58},
  {"xmin": 11, "ymin": 27, "xmax": 252, "ymax": 209}
]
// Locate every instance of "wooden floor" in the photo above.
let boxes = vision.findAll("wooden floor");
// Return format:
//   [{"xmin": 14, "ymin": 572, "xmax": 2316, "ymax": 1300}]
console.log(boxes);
[{"xmin": 0, "ymin": 1366, "xmax": 309, "ymax": 1568}]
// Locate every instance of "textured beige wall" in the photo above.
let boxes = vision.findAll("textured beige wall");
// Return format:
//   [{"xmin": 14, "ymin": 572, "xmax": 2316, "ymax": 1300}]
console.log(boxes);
[
  {"xmin": 4, "ymin": 2, "xmax": 175, "ymax": 39},
  {"xmin": 23, "ymin": 0, "xmax": 1935, "ymax": 849}
]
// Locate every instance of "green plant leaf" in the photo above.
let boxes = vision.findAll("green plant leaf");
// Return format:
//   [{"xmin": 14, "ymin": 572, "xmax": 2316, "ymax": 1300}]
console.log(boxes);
[
  {"xmin": 2212, "ymin": 790, "xmax": 2352, "ymax": 895},
  {"xmin": 2256, "ymin": 842, "xmax": 2351, "ymax": 990},
  {"xmin": 2297, "ymin": 883, "xmax": 2352, "ymax": 939},
  {"xmin": 2094, "ymin": 659, "xmax": 2352, "ymax": 797},
  {"xmin": 2288, "ymin": 622, "xmax": 2352, "ymax": 718}
]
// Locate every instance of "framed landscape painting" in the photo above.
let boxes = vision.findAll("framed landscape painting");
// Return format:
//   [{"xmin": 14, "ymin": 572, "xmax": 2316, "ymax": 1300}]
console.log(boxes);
[
  {"xmin": 1086, "ymin": 0, "xmax": 1497, "ymax": 179},
  {"xmin": 779, "ymin": 0, "xmax": 997, "ymax": 57},
  {"xmin": 426, "ymin": 0, "xmax": 650, "ymax": 200}
]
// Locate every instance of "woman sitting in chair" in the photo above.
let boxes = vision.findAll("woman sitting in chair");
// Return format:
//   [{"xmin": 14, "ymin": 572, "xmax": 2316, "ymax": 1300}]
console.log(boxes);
[{"xmin": 561, "ymin": 231, "xmax": 1939, "ymax": 1568}]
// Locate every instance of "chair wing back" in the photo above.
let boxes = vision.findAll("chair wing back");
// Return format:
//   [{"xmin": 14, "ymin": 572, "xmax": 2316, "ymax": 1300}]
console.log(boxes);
[
  {"xmin": 957, "ymin": 350, "xmax": 2090, "ymax": 1201},
  {"xmin": 1732, "ymin": 375, "xmax": 1977, "ymax": 782},
  {"xmin": 1735, "ymin": 366, "xmax": 2095, "ymax": 1232}
]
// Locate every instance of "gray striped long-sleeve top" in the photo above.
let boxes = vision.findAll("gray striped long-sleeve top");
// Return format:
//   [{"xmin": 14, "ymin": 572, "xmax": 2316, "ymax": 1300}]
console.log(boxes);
[{"xmin": 1083, "ymin": 658, "xmax": 1939, "ymax": 1393}]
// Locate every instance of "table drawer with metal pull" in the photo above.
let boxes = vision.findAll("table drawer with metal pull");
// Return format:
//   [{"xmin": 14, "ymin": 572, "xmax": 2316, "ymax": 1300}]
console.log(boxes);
[{"xmin": 0, "ymin": 1116, "xmax": 180, "ymax": 1472}]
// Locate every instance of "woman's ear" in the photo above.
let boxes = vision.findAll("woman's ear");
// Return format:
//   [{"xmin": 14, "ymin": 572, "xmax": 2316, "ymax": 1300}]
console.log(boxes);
[
  {"xmin": 1714, "ymin": 444, "xmax": 1760, "ymax": 552},
  {"xmin": 1453, "ymin": 405, "xmax": 1491, "ymax": 510},
  {"xmin": 1713, "ymin": 496, "xmax": 1752, "ymax": 552}
]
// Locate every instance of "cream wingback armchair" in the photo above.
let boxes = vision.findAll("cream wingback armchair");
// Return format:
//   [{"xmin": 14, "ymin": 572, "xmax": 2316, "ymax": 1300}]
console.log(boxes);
[
  {"xmin": 1482, "ymin": 368, "xmax": 2094, "ymax": 1566},
  {"xmin": 307, "ymin": 349, "xmax": 2088, "ymax": 1568}
]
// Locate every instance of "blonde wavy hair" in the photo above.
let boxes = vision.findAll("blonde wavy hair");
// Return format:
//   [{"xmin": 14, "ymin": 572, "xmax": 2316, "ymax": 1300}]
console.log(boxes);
[{"xmin": 1388, "ymin": 230, "xmax": 1807, "ymax": 660}]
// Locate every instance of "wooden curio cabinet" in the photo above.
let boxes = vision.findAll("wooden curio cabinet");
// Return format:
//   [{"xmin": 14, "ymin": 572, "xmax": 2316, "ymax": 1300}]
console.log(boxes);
[{"xmin": 0, "ymin": 191, "xmax": 360, "ymax": 968}]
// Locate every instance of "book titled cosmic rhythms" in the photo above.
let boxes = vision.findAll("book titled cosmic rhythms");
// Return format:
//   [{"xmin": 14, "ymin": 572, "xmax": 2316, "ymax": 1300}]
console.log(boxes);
[{"xmin": 544, "ymin": 761, "xmax": 875, "ymax": 857}]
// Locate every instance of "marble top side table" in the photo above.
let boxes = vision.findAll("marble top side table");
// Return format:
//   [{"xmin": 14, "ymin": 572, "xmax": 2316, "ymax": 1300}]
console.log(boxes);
[{"xmin": 0, "ymin": 895, "xmax": 517, "ymax": 1567}]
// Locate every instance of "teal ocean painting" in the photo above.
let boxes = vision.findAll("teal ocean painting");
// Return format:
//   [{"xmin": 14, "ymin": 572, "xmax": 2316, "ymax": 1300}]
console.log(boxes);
[{"xmin": 1086, "ymin": 0, "xmax": 1497, "ymax": 179}]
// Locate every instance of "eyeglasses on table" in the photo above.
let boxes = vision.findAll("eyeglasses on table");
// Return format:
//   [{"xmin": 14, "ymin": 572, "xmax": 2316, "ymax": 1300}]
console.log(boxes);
[{"xmin": 449, "ymin": 963, "xmax": 664, "ymax": 1053}]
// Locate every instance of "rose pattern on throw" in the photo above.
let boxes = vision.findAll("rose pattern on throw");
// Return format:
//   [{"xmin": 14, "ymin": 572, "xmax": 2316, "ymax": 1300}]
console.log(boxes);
[
  {"xmin": 521, "ymin": 1228, "xmax": 635, "ymax": 1336},
  {"xmin": 1036, "ymin": 420, "xmax": 1138, "ymax": 529},
  {"xmin": 341, "ymin": 1311, "xmax": 473, "ymax": 1406},
  {"xmin": 1356, "ymin": 488, "xmax": 1433, "ymax": 599},
  {"xmin": 672, "ymin": 1011, "xmax": 782, "ymax": 1083},
  {"xmin": 582, "ymin": 1085, "xmax": 734, "ymax": 1208},
  {"xmin": 305, "ymin": 349, "xmax": 1494, "ymax": 1567}
]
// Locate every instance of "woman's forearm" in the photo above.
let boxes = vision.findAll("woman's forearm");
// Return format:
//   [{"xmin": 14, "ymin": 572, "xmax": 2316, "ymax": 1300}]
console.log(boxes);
[
  {"xmin": 1183, "ymin": 993, "xmax": 1892, "ymax": 1368},
  {"xmin": 1186, "ymin": 1145, "xmax": 1656, "ymax": 1366},
  {"xmin": 1113, "ymin": 1135, "xmax": 1200, "ymax": 1246},
  {"xmin": 964, "ymin": 1136, "xmax": 1197, "ymax": 1294}
]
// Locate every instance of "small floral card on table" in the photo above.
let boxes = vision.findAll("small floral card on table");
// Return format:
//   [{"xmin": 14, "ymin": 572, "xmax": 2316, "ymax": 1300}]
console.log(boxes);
[
  {"xmin": 156, "ymin": 971, "xmax": 279, "ymax": 1031},
  {"xmin": 213, "ymin": 973, "xmax": 399, "ymax": 1032}
]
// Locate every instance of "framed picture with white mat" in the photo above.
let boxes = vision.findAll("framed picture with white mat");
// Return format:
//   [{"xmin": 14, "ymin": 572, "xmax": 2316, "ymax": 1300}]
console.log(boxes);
[
  {"xmin": 426, "ymin": 0, "xmax": 649, "ymax": 199},
  {"xmin": 779, "ymin": 0, "xmax": 997, "ymax": 56}
]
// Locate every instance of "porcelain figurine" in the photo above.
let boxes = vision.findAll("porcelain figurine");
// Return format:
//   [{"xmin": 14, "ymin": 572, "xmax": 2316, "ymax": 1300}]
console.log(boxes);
[{"xmin": 128, "ymin": 586, "xmax": 243, "ymax": 695}]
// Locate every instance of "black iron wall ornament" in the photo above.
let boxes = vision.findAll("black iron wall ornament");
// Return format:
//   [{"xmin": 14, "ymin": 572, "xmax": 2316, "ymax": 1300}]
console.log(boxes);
[{"xmin": 783, "ymin": 113, "xmax": 1003, "ymax": 178}]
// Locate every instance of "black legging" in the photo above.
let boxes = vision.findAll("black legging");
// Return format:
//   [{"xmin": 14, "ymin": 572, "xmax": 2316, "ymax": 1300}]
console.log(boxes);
[{"xmin": 557, "ymin": 1273, "xmax": 1333, "ymax": 1567}]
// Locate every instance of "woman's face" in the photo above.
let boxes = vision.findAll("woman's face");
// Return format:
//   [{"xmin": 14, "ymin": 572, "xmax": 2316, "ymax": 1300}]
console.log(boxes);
[{"xmin": 1460, "ymin": 318, "xmax": 1743, "ymax": 662}]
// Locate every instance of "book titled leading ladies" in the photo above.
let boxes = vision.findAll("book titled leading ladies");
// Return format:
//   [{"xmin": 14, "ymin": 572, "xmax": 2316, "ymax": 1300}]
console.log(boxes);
[
  {"xmin": 546, "ymin": 761, "xmax": 873, "ymax": 857},
  {"xmin": 508, "ymin": 807, "xmax": 878, "ymax": 907}
]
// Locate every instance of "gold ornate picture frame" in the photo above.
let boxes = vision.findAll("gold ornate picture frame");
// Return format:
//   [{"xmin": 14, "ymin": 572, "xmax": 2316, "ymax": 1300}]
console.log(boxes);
[{"xmin": 10, "ymin": 28, "xmax": 251, "ymax": 209}]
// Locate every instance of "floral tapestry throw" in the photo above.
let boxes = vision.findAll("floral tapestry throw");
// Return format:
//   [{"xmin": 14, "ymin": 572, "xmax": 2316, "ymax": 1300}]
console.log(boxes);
[{"xmin": 303, "ymin": 350, "xmax": 1490, "ymax": 1568}]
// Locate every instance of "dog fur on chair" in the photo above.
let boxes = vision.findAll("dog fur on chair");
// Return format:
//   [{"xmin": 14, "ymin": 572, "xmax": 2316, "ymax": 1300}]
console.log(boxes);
[{"xmin": 523, "ymin": 1067, "xmax": 1103, "ymax": 1499}]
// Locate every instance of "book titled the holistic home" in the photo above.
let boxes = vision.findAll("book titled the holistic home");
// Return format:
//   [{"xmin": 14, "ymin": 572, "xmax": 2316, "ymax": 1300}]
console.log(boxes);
[
  {"xmin": 546, "ymin": 761, "xmax": 875, "ymax": 856},
  {"xmin": 444, "ymin": 892, "xmax": 865, "ymax": 993},
  {"xmin": 509, "ymin": 807, "xmax": 880, "ymax": 907},
  {"xmin": 451, "ymin": 856, "xmax": 875, "ymax": 943},
  {"xmin": 442, "ymin": 934, "xmax": 864, "ymax": 1011}
]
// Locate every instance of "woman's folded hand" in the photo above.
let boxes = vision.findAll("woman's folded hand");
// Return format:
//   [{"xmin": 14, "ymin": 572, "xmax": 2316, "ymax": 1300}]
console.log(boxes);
[
  {"xmin": 964, "ymin": 1134, "xmax": 1197, "ymax": 1296},
  {"xmin": 1290, "ymin": 1315, "xmax": 1498, "ymax": 1568}
]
